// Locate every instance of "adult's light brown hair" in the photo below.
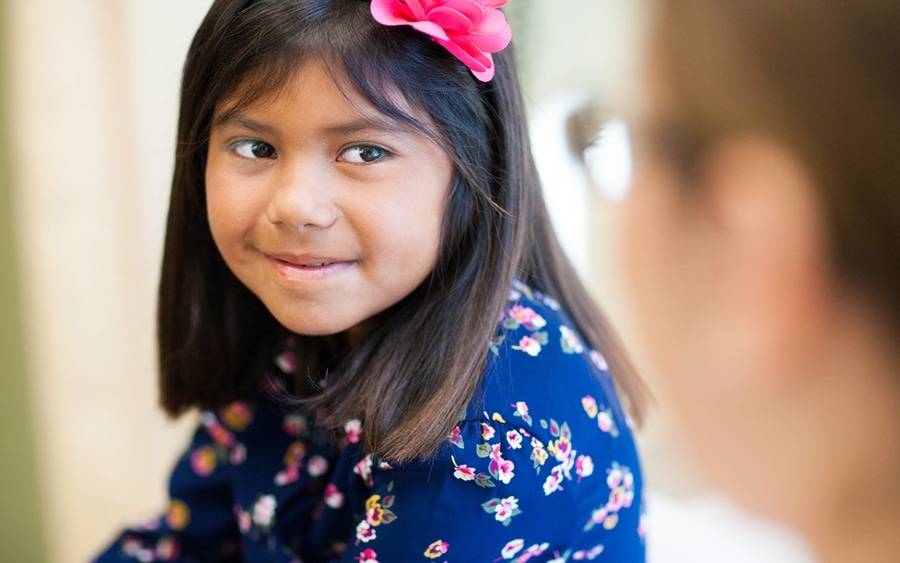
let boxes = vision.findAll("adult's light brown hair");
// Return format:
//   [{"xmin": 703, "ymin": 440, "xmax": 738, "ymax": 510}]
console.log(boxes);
[
  {"xmin": 653, "ymin": 0, "xmax": 899, "ymax": 332},
  {"xmin": 626, "ymin": 2, "xmax": 900, "ymax": 562}
]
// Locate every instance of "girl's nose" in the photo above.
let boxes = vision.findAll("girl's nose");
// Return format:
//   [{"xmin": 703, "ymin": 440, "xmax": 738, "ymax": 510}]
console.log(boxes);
[{"xmin": 265, "ymin": 160, "xmax": 339, "ymax": 232}]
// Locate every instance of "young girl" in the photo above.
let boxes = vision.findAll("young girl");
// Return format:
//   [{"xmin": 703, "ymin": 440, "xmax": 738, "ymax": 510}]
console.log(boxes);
[
  {"xmin": 96, "ymin": 1, "xmax": 647, "ymax": 561},
  {"xmin": 617, "ymin": 1, "xmax": 900, "ymax": 562}
]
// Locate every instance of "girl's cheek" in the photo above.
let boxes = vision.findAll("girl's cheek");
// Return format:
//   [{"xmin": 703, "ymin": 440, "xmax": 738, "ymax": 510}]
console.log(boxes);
[{"xmin": 206, "ymin": 171, "xmax": 259, "ymax": 260}]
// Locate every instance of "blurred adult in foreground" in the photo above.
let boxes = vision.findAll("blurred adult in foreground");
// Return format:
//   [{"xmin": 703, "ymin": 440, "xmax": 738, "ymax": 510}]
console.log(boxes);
[{"xmin": 617, "ymin": 2, "xmax": 900, "ymax": 562}]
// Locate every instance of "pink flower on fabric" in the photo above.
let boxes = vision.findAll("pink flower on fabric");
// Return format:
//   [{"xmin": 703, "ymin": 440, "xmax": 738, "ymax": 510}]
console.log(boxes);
[
  {"xmin": 229, "ymin": 443, "xmax": 247, "ymax": 465},
  {"xmin": 324, "ymin": 483, "xmax": 346, "ymax": 509},
  {"xmin": 306, "ymin": 454, "xmax": 329, "ymax": 477},
  {"xmin": 542, "ymin": 465, "xmax": 565, "ymax": 496},
  {"xmin": 275, "ymin": 466, "xmax": 299, "ymax": 486},
  {"xmin": 356, "ymin": 548, "xmax": 380, "ymax": 563},
  {"xmin": 489, "ymin": 443, "xmax": 515, "ymax": 484},
  {"xmin": 448, "ymin": 424, "xmax": 464, "ymax": 448},
  {"xmin": 356, "ymin": 520, "xmax": 377, "ymax": 543},
  {"xmin": 506, "ymin": 429, "xmax": 523, "ymax": 449},
  {"xmin": 283, "ymin": 414, "xmax": 307, "ymax": 436},
  {"xmin": 511, "ymin": 400, "xmax": 532, "ymax": 425},
  {"xmin": 156, "ymin": 537, "xmax": 180, "ymax": 561},
  {"xmin": 370, "ymin": 0, "xmax": 513, "ymax": 82},
  {"xmin": 201, "ymin": 413, "xmax": 235, "ymax": 447},
  {"xmin": 453, "ymin": 463, "xmax": 476, "ymax": 481},
  {"xmin": 494, "ymin": 496, "xmax": 519, "ymax": 521},
  {"xmin": 607, "ymin": 466, "xmax": 624, "ymax": 489},
  {"xmin": 581, "ymin": 395, "xmax": 598, "ymax": 419},
  {"xmin": 233, "ymin": 505, "xmax": 252, "ymax": 533},
  {"xmin": 508, "ymin": 304, "xmax": 547, "ymax": 330},
  {"xmin": 252, "ymin": 495, "xmax": 277, "ymax": 528},
  {"xmin": 575, "ymin": 454, "xmax": 594, "ymax": 481},
  {"xmin": 597, "ymin": 409, "xmax": 618, "ymax": 436},
  {"xmin": 501, "ymin": 538, "xmax": 525, "ymax": 559},
  {"xmin": 481, "ymin": 421, "xmax": 496, "ymax": 441},
  {"xmin": 190, "ymin": 446, "xmax": 217, "ymax": 476},
  {"xmin": 345, "ymin": 419, "xmax": 362, "ymax": 444},
  {"xmin": 354, "ymin": 454, "xmax": 375, "ymax": 486},
  {"xmin": 423, "ymin": 539, "xmax": 450, "ymax": 558}
]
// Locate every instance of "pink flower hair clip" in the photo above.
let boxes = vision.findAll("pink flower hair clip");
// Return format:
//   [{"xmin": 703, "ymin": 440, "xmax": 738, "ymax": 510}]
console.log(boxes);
[{"xmin": 370, "ymin": 0, "xmax": 513, "ymax": 82}]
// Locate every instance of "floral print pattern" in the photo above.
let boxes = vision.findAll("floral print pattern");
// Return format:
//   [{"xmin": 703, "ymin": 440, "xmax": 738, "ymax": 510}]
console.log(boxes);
[
  {"xmin": 95, "ymin": 282, "xmax": 645, "ymax": 562},
  {"xmin": 482, "ymin": 495, "xmax": 522, "ymax": 526},
  {"xmin": 423, "ymin": 539, "xmax": 450, "ymax": 559}
]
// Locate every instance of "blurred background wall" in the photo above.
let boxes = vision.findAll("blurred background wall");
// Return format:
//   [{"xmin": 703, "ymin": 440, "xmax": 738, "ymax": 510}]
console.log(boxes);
[
  {"xmin": 0, "ymin": 1, "xmax": 812, "ymax": 562},
  {"xmin": 3, "ymin": 2, "xmax": 209, "ymax": 561},
  {"xmin": 0, "ymin": 0, "xmax": 49, "ymax": 558}
]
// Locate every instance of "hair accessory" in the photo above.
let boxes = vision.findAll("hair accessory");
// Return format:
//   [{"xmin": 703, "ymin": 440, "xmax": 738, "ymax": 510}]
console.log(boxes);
[{"xmin": 370, "ymin": 0, "xmax": 513, "ymax": 82}]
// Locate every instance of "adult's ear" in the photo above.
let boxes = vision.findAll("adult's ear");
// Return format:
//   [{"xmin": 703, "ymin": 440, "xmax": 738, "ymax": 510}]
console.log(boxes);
[{"xmin": 697, "ymin": 136, "xmax": 833, "ymax": 381}]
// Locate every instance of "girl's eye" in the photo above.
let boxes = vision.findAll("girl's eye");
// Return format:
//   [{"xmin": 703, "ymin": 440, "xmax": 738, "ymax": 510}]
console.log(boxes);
[
  {"xmin": 338, "ymin": 145, "xmax": 390, "ymax": 164},
  {"xmin": 231, "ymin": 140, "xmax": 277, "ymax": 160}
]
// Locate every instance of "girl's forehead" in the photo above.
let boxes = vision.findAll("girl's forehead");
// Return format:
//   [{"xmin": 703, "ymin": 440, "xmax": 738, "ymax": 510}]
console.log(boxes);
[{"xmin": 214, "ymin": 58, "xmax": 421, "ymax": 129}]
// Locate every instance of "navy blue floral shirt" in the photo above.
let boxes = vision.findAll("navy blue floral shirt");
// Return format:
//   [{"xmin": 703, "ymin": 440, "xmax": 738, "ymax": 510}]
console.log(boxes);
[{"xmin": 95, "ymin": 282, "xmax": 646, "ymax": 562}]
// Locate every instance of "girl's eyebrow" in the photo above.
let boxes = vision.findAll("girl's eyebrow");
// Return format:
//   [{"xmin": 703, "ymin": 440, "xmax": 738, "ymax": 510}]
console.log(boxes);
[
  {"xmin": 212, "ymin": 113, "xmax": 277, "ymax": 134},
  {"xmin": 212, "ymin": 112, "xmax": 409, "ymax": 138},
  {"xmin": 321, "ymin": 118, "xmax": 408, "ymax": 137}
]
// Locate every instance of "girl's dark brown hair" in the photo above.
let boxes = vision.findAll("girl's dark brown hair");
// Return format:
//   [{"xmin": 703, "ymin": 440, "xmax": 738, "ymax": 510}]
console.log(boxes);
[
  {"xmin": 159, "ymin": 0, "xmax": 648, "ymax": 462},
  {"xmin": 652, "ymin": 0, "xmax": 900, "ymax": 335}
]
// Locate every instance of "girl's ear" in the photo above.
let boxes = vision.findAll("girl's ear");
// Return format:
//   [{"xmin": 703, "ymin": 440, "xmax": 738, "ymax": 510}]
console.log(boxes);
[{"xmin": 697, "ymin": 136, "xmax": 834, "ymax": 383}]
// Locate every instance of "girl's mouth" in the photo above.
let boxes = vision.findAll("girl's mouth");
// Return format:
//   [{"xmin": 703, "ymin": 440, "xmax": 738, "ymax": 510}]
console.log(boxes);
[{"xmin": 263, "ymin": 252, "xmax": 357, "ymax": 283}]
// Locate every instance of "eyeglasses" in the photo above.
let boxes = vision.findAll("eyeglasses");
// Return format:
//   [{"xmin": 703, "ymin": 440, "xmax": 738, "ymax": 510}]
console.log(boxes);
[
  {"xmin": 583, "ymin": 118, "xmax": 634, "ymax": 202},
  {"xmin": 583, "ymin": 115, "xmax": 710, "ymax": 201}
]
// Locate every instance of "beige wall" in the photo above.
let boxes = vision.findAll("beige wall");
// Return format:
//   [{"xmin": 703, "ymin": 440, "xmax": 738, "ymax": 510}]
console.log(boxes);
[
  {"xmin": 6, "ymin": 2, "xmax": 211, "ymax": 560},
  {"xmin": 0, "ymin": 0, "xmax": 49, "ymax": 559}
]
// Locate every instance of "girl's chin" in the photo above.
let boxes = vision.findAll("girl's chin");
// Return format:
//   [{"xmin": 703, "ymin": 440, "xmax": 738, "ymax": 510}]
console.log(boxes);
[{"xmin": 264, "ymin": 306, "xmax": 357, "ymax": 338}]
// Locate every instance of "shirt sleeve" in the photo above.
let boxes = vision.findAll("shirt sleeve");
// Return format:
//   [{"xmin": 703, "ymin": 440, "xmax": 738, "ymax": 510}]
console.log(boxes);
[
  {"xmin": 339, "ymin": 418, "xmax": 634, "ymax": 563},
  {"xmin": 93, "ymin": 405, "xmax": 252, "ymax": 562}
]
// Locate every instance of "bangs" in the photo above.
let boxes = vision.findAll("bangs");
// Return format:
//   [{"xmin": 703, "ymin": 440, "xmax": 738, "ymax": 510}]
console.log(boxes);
[{"xmin": 205, "ymin": 0, "xmax": 479, "ymax": 154}]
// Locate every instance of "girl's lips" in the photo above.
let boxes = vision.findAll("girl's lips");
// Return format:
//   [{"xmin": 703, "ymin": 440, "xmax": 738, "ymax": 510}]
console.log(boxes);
[{"xmin": 265, "ymin": 255, "xmax": 357, "ymax": 283}]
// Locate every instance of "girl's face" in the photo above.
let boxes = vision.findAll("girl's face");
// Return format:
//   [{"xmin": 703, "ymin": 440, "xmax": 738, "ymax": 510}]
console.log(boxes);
[{"xmin": 206, "ymin": 60, "xmax": 453, "ymax": 339}]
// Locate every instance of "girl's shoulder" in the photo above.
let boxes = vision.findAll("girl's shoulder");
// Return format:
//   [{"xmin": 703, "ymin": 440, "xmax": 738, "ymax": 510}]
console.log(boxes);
[
  {"xmin": 416, "ymin": 282, "xmax": 645, "ymax": 558},
  {"xmin": 465, "ymin": 280, "xmax": 634, "ymax": 446}
]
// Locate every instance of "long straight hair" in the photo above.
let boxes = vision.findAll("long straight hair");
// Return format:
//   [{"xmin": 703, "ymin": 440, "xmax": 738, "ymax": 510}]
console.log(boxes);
[{"xmin": 159, "ymin": 0, "xmax": 648, "ymax": 463}]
